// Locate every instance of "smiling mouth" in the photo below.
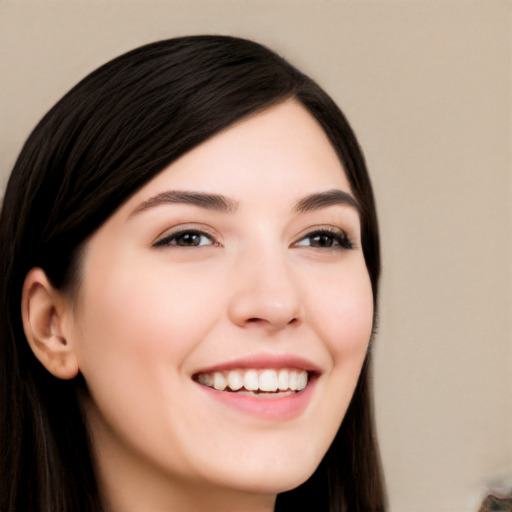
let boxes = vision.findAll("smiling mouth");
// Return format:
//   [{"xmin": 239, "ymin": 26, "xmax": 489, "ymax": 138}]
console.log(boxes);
[{"xmin": 194, "ymin": 368, "xmax": 310, "ymax": 395}]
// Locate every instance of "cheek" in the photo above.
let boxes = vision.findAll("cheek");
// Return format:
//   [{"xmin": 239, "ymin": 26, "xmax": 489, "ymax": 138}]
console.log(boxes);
[
  {"xmin": 70, "ymin": 254, "xmax": 229, "ymax": 430},
  {"xmin": 311, "ymin": 261, "xmax": 374, "ymax": 360},
  {"xmin": 310, "ymin": 261, "xmax": 373, "ymax": 419},
  {"xmin": 69, "ymin": 262, "xmax": 221, "ymax": 457},
  {"xmin": 74, "ymin": 256, "xmax": 220, "ymax": 362}
]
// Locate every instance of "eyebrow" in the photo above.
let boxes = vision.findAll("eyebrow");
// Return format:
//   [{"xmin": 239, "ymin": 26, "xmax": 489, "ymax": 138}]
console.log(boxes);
[
  {"xmin": 130, "ymin": 188, "xmax": 360, "ymax": 218},
  {"xmin": 293, "ymin": 189, "xmax": 361, "ymax": 214},
  {"xmin": 130, "ymin": 190, "xmax": 239, "ymax": 217}
]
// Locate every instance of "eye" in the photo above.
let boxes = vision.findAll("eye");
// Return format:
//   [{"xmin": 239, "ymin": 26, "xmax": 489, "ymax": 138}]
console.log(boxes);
[
  {"xmin": 153, "ymin": 229, "xmax": 217, "ymax": 248},
  {"xmin": 294, "ymin": 228, "xmax": 354, "ymax": 250}
]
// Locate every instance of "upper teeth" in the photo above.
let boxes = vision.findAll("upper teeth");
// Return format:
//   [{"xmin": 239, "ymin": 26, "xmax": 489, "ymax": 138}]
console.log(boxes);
[{"xmin": 197, "ymin": 368, "xmax": 309, "ymax": 393}]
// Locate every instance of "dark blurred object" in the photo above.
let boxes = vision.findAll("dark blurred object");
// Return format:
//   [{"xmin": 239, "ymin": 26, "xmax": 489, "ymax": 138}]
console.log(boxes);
[{"xmin": 479, "ymin": 494, "xmax": 512, "ymax": 512}]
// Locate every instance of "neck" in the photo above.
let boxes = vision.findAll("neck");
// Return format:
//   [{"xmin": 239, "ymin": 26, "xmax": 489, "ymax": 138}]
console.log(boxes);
[{"xmin": 99, "ymin": 473, "xmax": 276, "ymax": 512}]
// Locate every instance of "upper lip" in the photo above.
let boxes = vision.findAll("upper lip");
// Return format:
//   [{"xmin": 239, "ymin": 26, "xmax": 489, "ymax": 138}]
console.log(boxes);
[{"xmin": 192, "ymin": 353, "xmax": 322, "ymax": 376}]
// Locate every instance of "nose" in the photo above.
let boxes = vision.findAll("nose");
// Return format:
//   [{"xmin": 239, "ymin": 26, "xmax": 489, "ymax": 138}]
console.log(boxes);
[{"xmin": 227, "ymin": 247, "xmax": 303, "ymax": 332}]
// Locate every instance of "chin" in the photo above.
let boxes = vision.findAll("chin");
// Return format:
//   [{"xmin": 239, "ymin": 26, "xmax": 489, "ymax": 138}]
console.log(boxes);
[{"xmin": 201, "ymin": 451, "xmax": 321, "ymax": 496}]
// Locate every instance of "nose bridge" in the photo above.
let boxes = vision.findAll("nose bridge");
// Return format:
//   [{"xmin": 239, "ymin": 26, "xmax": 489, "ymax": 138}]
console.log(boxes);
[{"xmin": 228, "ymin": 239, "xmax": 302, "ymax": 331}]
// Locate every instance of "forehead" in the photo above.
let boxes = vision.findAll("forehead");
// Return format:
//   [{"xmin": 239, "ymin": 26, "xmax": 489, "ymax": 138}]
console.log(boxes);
[{"xmin": 122, "ymin": 100, "xmax": 352, "ymax": 215}]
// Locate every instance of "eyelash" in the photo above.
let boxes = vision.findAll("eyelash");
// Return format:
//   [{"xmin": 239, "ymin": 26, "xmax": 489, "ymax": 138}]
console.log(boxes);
[
  {"xmin": 294, "ymin": 228, "xmax": 355, "ymax": 250},
  {"xmin": 153, "ymin": 227, "xmax": 354, "ymax": 250},
  {"xmin": 153, "ymin": 229, "xmax": 218, "ymax": 248}
]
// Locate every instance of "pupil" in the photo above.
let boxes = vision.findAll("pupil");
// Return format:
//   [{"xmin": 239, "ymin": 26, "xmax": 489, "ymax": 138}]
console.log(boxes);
[
  {"xmin": 313, "ymin": 234, "xmax": 333, "ymax": 247},
  {"xmin": 180, "ymin": 233, "xmax": 200, "ymax": 246}
]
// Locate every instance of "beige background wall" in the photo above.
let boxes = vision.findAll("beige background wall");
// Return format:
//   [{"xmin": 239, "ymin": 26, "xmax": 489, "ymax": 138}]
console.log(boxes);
[{"xmin": 1, "ymin": 2, "xmax": 511, "ymax": 511}]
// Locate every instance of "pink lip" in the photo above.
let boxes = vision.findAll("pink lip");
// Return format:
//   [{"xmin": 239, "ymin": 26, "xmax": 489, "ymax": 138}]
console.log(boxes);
[
  {"xmin": 192, "ymin": 353, "xmax": 322, "ymax": 374},
  {"xmin": 195, "ymin": 376, "xmax": 318, "ymax": 421}
]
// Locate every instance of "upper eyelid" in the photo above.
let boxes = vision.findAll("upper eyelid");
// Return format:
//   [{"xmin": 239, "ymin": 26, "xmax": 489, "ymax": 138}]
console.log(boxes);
[
  {"xmin": 152, "ymin": 225, "xmax": 220, "ymax": 247},
  {"xmin": 299, "ymin": 227, "xmax": 350, "ymax": 238},
  {"xmin": 293, "ymin": 224, "xmax": 353, "ymax": 239}
]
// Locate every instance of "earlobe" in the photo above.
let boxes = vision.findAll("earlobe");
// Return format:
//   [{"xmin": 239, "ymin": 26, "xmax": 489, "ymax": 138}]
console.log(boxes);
[{"xmin": 21, "ymin": 268, "xmax": 79, "ymax": 380}]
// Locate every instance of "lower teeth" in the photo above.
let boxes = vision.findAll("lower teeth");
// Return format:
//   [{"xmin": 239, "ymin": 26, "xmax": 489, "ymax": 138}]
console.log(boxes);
[{"xmin": 232, "ymin": 389, "xmax": 297, "ymax": 396}]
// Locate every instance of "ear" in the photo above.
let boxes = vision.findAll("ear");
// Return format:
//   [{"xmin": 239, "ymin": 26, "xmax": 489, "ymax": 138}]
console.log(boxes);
[{"xmin": 21, "ymin": 268, "xmax": 79, "ymax": 380}]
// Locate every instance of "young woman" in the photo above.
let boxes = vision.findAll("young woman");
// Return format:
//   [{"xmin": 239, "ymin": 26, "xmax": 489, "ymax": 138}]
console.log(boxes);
[{"xmin": 0, "ymin": 36, "xmax": 385, "ymax": 511}]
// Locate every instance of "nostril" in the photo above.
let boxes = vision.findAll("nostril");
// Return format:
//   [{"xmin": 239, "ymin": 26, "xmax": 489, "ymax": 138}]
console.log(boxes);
[
  {"xmin": 243, "ymin": 317, "xmax": 284, "ymax": 333},
  {"xmin": 244, "ymin": 316, "xmax": 300, "ymax": 328}
]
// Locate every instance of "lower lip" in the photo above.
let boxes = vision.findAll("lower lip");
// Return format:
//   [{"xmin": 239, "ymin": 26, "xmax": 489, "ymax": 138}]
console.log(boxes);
[{"xmin": 195, "ymin": 378, "xmax": 317, "ymax": 421}]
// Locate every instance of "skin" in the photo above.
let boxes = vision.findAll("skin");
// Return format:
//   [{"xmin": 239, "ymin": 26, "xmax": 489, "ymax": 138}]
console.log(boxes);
[{"xmin": 23, "ymin": 100, "xmax": 373, "ymax": 512}]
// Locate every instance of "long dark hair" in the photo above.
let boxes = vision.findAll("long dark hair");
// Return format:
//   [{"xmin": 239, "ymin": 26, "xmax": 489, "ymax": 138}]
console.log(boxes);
[{"xmin": 0, "ymin": 35, "xmax": 385, "ymax": 511}]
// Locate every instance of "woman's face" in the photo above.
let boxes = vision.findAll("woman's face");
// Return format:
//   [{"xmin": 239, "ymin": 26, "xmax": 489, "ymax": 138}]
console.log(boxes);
[{"xmin": 66, "ymin": 100, "xmax": 373, "ymax": 507}]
